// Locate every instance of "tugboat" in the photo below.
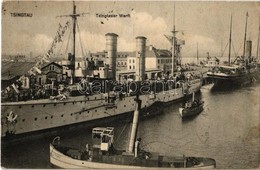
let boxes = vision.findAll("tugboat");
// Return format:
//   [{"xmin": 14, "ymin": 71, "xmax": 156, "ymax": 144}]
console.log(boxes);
[
  {"xmin": 179, "ymin": 93, "xmax": 204, "ymax": 118},
  {"xmin": 50, "ymin": 94, "xmax": 216, "ymax": 169}
]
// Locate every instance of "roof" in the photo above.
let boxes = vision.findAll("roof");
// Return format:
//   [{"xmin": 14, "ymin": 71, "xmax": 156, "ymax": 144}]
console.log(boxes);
[
  {"xmin": 128, "ymin": 46, "xmax": 171, "ymax": 58},
  {"xmin": 154, "ymin": 49, "xmax": 172, "ymax": 58},
  {"xmin": 117, "ymin": 52, "xmax": 132, "ymax": 55},
  {"xmin": 136, "ymin": 36, "xmax": 147, "ymax": 40},
  {"xmin": 128, "ymin": 52, "xmax": 137, "ymax": 58},
  {"xmin": 41, "ymin": 62, "xmax": 62, "ymax": 70},
  {"xmin": 91, "ymin": 51, "xmax": 132, "ymax": 56},
  {"xmin": 91, "ymin": 51, "xmax": 106, "ymax": 55},
  {"xmin": 52, "ymin": 56, "xmax": 85, "ymax": 62},
  {"xmin": 146, "ymin": 46, "xmax": 157, "ymax": 58},
  {"xmin": 1, "ymin": 61, "xmax": 36, "ymax": 79},
  {"xmin": 220, "ymin": 65, "xmax": 240, "ymax": 69},
  {"xmin": 105, "ymin": 33, "xmax": 118, "ymax": 37},
  {"xmin": 117, "ymin": 68, "xmax": 162, "ymax": 74}
]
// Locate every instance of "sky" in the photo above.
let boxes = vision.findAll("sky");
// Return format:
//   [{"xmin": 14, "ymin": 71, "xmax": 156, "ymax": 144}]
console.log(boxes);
[{"xmin": 2, "ymin": 1, "xmax": 260, "ymax": 60}]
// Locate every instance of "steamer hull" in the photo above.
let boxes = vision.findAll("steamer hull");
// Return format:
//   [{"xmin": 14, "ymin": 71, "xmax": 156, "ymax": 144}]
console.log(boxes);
[{"xmin": 207, "ymin": 65, "xmax": 260, "ymax": 89}]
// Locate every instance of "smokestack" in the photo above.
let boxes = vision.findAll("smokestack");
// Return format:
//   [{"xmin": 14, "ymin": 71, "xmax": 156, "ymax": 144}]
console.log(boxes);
[
  {"xmin": 105, "ymin": 33, "xmax": 118, "ymax": 80},
  {"xmin": 135, "ymin": 36, "xmax": 147, "ymax": 81},
  {"xmin": 245, "ymin": 40, "xmax": 252, "ymax": 59}
]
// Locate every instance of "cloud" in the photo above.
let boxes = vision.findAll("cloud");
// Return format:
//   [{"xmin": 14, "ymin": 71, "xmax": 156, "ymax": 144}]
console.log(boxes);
[
  {"xmin": 55, "ymin": 11, "xmax": 172, "ymax": 55},
  {"xmin": 75, "ymin": 30, "xmax": 136, "ymax": 56},
  {"xmin": 2, "ymin": 1, "xmax": 259, "ymax": 59},
  {"xmin": 181, "ymin": 33, "xmax": 219, "ymax": 57},
  {"xmin": 1, "ymin": 10, "xmax": 221, "ymax": 59},
  {"xmin": 2, "ymin": 32, "xmax": 52, "ymax": 56},
  {"xmin": 76, "ymin": 30, "xmax": 106, "ymax": 56},
  {"xmin": 32, "ymin": 34, "xmax": 53, "ymax": 52},
  {"xmin": 129, "ymin": 11, "xmax": 170, "ymax": 49}
]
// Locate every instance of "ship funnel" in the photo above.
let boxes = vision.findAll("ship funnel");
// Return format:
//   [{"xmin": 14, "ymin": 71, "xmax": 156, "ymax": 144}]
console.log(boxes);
[
  {"xmin": 245, "ymin": 40, "xmax": 252, "ymax": 59},
  {"xmin": 105, "ymin": 33, "xmax": 118, "ymax": 80},
  {"xmin": 135, "ymin": 36, "xmax": 147, "ymax": 81}
]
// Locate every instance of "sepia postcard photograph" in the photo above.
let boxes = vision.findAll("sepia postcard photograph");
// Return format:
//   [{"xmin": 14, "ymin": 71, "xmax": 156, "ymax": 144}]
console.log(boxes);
[{"xmin": 1, "ymin": 0, "xmax": 259, "ymax": 169}]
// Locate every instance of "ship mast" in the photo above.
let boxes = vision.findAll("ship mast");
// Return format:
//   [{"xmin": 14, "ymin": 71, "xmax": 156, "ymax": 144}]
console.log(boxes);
[
  {"xmin": 228, "ymin": 14, "xmax": 233, "ymax": 65},
  {"xmin": 257, "ymin": 16, "xmax": 260, "ymax": 61},
  {"xmin": 58, "ymin": 1, "xmax": 81, "ymax": 84},
  {"xmin": 71, "ymin": 1, "xmax": 80, "ymax": 83},
  {"xmin": 197, "ymin": 42, "xmax": 199, "ymax": 65},
  {"xmin": 72, "ymin": 1, "xmax": 77, "ymax": 75},
  {"xmin": 171, "ymin": 4, "xmax": 176, "ymax": 75},
  {"xmin": 243, "ymin": 12, "xmax": 249, "ymax": 57},
  {"xmin": 221, "ymin": 40, "xmax": 223, "ymax": 57}
]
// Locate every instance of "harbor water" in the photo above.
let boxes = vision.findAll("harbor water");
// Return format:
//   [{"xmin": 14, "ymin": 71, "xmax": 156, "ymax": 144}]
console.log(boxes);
[{"xmin": 1, "ymin": 84, "xmax": 259, "ymax": 169}]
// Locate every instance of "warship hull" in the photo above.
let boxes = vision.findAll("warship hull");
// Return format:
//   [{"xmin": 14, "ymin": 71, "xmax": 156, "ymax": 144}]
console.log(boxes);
[{"xmin": 1, "ymin": 81, "xmax": 202, "ymax": 139}]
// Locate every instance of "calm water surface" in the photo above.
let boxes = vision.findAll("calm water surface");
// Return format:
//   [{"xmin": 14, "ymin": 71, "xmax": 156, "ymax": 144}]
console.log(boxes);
[{"xmin": 1, "ymin": 84, "xmax": 259, "ymax": 169}]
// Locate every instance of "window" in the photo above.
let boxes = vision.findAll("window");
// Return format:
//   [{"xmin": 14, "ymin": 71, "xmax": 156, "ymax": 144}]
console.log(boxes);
[
  {"xmin": 133, "ymin": 59, "xmax": 135, "ymax": 63},
  {"xmin": 129, "ymin": 66, "xmax": 132, "ymax": 69},
  {"xmin": 129, "ymin": 59, "xmax": 131, "ymax": 63},
  {"xmin": 133, "ymin": 65, "xmax": 135, "ymax": 69},
  {"xmin": 158, "ymin": 59, "xmax": 160, "ymax": 64},
  {"xmin": 49, "ymin": 65, "xmax": 55, "ymax": 71}
]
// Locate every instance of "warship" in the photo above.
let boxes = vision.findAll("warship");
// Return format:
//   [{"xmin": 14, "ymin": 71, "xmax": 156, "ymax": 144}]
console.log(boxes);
[
  {"xmin": 50, "ymin": 94, "xmax": 216, "ymax": 169},
  {"xmin": 1, "ymin": 2, "xmax": 202, "ymax": 139},
  {"xmin": 207, "ymin": 13, "xmax": 260, "ymax": 88}
]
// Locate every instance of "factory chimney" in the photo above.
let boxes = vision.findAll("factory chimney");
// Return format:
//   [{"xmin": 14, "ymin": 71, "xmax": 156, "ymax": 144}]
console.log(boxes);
[{"xmin": 245, "ymin": 40, "xmax": 252, "ymax": 59}]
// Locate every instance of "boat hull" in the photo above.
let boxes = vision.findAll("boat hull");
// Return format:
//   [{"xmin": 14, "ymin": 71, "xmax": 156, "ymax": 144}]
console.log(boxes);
[
  {"xmin": 1, "ymin": 81, "xmax": 202, "ymax": 139},
  {"xmin": 207, "ymin": 68, "xmax": 260, "ymax": 89},
  {"xmin": 179, "ymin": 103, "xmax": 204, "ymax": 118},
  {"xmin": 50, "ymin": 144, "xmax": 216, "ymax": 169}
]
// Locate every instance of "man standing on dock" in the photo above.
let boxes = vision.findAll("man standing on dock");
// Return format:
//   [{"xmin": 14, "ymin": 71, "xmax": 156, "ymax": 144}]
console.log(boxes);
[{"xmin": 135, "ymin": 137, "xmax": 141, "ymax": 157}]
